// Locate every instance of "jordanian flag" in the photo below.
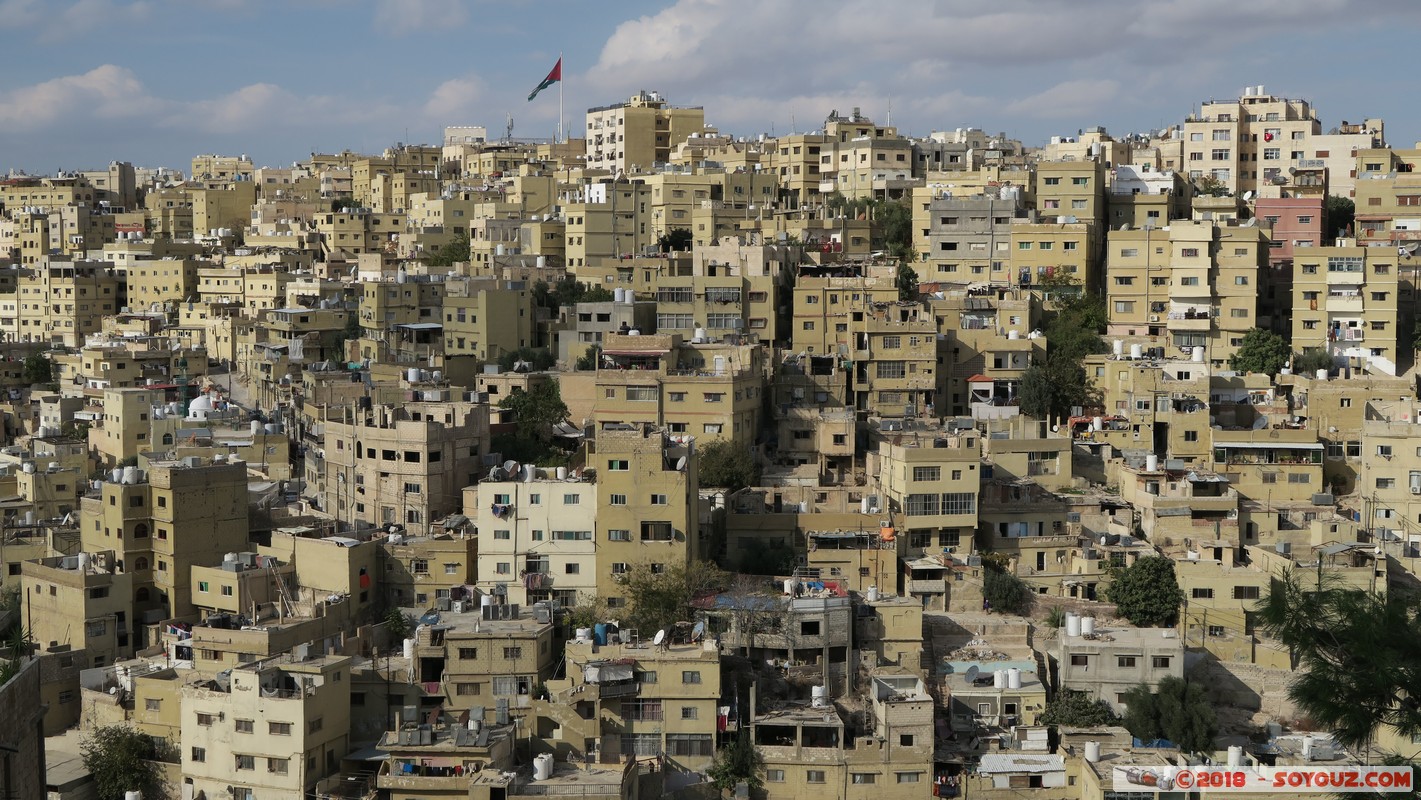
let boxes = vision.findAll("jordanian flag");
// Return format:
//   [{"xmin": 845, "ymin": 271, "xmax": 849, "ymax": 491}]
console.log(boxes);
[{"xmin": 527, "ymin": 58, "xmax": 562, "ymax": 102}]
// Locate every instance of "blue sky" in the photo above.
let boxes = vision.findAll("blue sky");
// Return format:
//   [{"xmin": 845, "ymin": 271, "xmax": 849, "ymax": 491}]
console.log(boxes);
[{"xmin": 2, "ymin": 0, "xmax": 1420, "ymax": 173}]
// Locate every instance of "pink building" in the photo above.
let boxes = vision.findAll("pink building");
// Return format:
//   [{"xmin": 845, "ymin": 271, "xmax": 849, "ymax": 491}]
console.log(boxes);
[{"xmin": 1255, "ymin": 196, "xmax": 1325, "ymax": 270}]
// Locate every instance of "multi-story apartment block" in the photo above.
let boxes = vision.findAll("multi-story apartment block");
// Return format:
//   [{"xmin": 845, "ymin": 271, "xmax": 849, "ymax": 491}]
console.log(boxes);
[
  {"xmin": 410, "ymin": 602, "xmax": 558, "ymax": 714},
  {"xmin": 914, "ymin": 191, "xmax": 1029, "ymax": 283},
  {"xmin": 555, "ymin": 298, "xmax": 656, "ymax": 367},
  {"xmin": 472, "ymin": 469, "xmax": 601, "ymax": 608},
  {"xmin": 22, "ymin": 550, "xmax": 133, "ymax": 668},
  {"xmin": 593, "ymin": 332, "xmax": 763, "ymax": 446},
  {"xmin": 586, "ymin": 91, "xmax": 706, "ymax": 174},
  {"xmin": 1056, "ymin": 619, "xmax": 1184, "ymax": 713},
  {"xmin": 533, "ymin": 636, "xmax": 722, "ymax": 769},
  {"xmin": 15, "ymin": 260, "xmax": 123, "ymax": 346},
  {"xmin": 181, "ymin": 654, "xmax": 351, "ymax": 800},
  {"xmin": 319, "ymin": 398, "xmax": 490, "ymax": 533},
  {"xmin": 771, "ymin": 352, "xmax": 855, "ymax": 480},
  {"xmin": 1182, "ymin": 86, "xmax": 1320, "ymax": 195},
  {"xmin": 875, "ymin": 429, "xmax": 980, "ymax": 559},
  {"xmin": 931, "ymin": 286, "xmax": 1045, "ymax": 417},
  {"xmin": 1290, "ymin": 242, "xmax": 1401, "ymax": 375},
  {"xmin": 592, "ymin": 428, "xmax": 699, "ymax": 605}
]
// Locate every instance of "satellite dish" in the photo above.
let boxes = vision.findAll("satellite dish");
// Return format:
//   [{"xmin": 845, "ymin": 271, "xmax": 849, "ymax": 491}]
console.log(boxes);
[
  {"xmin": 488, "ymin": 467, "xmax": 504, "ymax": 480},
  {"xmin": 675, "ymin": 456, "xmax": 688, "ymax": 471},
  {"xmin": 691, "ymin": 621, "xmax": 705, "ymax": 641},
  {"xmin": 653, "ymin": 629, "xmax": 666, "ymax": 646},
  {"xmin": 964, "ymin": 665, "xmax": 980, "ymax": 685},
  {"xmin": 502, "ymin": 460, "xmax": 518, "ymax": 473}
]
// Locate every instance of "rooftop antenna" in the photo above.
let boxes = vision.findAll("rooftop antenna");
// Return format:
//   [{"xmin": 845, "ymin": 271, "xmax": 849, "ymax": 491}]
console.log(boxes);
[{"xmin": 505, "ymin": 114, "xmax": 514, "ymax": 143}]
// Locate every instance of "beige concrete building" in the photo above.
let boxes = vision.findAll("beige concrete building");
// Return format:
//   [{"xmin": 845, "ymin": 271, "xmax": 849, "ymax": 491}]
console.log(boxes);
[
  {"xmin": 1056, "ymin": 619, "xmax": 1184, "ymax": 713},
  {"xmin": 876, "ymin": 429, "xmax": 980, "ymax": 559},
  {"xmin": 15, "ymin": 260, "xmax": 123, "ymax": 346},
  {"xmin": 1290, "ymin": 242, "xmax": 1401, "ymax": 376},
  {"xmin": 471, "ymin": 470, "xmax": 601, "ymax": 608},
  {"xmin": 586, "ymin": 91, "xmax": 706, "ymax": 174},
  {"xmin": 181, "ymin": 654, "xmax": 351, "ymax": 800},
  {"xmin": 22, "ymin": 550, "xmax": 133, "ymax": 668}
]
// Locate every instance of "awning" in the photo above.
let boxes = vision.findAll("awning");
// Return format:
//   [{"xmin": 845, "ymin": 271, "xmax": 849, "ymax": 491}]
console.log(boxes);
[
  {"xmin": 602, "ymin": 349, "xmax": 668, "ymax": 356},
  {"xmin": 395, "ymin": 322, "xmax": 443, "ymax": 331},
  {"xmin": 1216, "ymin": 441, "xmax": 1322, "ymax": 450},
  {"xmin": 585, "ymin": 663, "xmax": 635, "ymax": 683}
]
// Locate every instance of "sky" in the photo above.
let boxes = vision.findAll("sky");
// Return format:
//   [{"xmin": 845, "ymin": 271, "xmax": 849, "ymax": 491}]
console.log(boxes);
[{"xmin": 3, "ymin": 0, "xmax": 1421, "ymax": 174}]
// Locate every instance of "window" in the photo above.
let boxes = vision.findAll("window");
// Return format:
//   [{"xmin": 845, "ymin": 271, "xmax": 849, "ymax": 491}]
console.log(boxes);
[
  {"xmin": 235, "ymin": 719, "xmax": 253, "ymax": 733},
  {"xmin": 190, "ymin": 747, "xmax": 206, "ymax": 763},
  {"xmin": 269, "ymin": 721, "xmax": 292, "ymax": 735},
  {"xmin": 411, "ymin": 559, "xmax": 428, "ymax": 575},
  {"xmin": 1192, "ymin": 588, "xmax": 1214, "ymax": 599},
  {"xmin": 608, "ymin": 459, "xmax": 629, "ymax": 471},
  {"xmin": 682, "ymin": 670, "xmax": 702, "ymax": 684},
  {"xmin": 897, "ymin": 773, "xmax": 922, "ymax": 784},
  {"xmin": 608, "ymin": 529, "xmax": 631, "ymax": 541},
  {"xmin": 681, "ymin": 706, "xmax": 699, "ymax": 720},
  {"xmin": 703, "ymin": 392, "xmax": 724, "ymax": 402},
  {"xmin": 268, "ymin": 757, "xmax": 289, "ymax": 775},
  {"xmin": 459, "ymin": 647, "xmax": 478, "ymax": 659},
  {"xmin": 563, "ymin": 493, "xmax": 581, "ymax": 505},
  {"xmin": 1070, "ymin": 654, "xmax": 1089, "ymax": 666},
  {"xmin": 1152, "ymin": 656, "xmax": 1172, "ymax": 669},
  {"xmin": 609, "ymin": 493, "xmax": 627, "ymax": 506},
  {"xmin": 806, "ymin": 770, "xmax": 827, "ymax": 784},
  {"xmin": 852, "ymin": 774, "xmax": 877, "ymax": 784},
  {"xmin": 196, "ymin": 712, "xmax": 216, "ymax": 727},
  {"xmin": 457, "ymin": 682, "xmax": 482, "ymax": 695},
  {"xmin": 1232, "ymin": 586, "xmax": 1261, "ymax": 600},
  {"xmin": 236, "ymin": 755, "xmax": 255, "ymax": 771},
  {"xmin": 1117, "ymin": 656, "xmax": 1138, "ymax": 668},
  {"xmin": 912, "ymin": 466, "xmax": 940, "ymax": 481},
  {"xmin": 145, "ymin": 698, "xmax": 161, "ymax": 711},
  {"xmin": 1208, "ymin": 625, "xmax": 1227, "ymax": 637},
  {"xmin": 503, "ymin": 646, "xmax": 523, "ymax": 659},
  {"xmin": 767, "ymin": 770, "xmax": 785, "ymax": 783},
  {"xmin": 650, "ymin": 493, "xmax": 668, "ymax": 505}
]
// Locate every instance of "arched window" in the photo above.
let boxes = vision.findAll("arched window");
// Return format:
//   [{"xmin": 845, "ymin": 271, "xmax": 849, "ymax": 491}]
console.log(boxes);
[
  {"xmin": 134, "ymin": 557, "xmax": 149, "ymax": 571},
  {"xmin": 161, "ymin": 433, "xmax": 173, "ymax": 445},
  {"xmin": 133, "ymin": 523, "xmax": 149, "ymax": 539}
]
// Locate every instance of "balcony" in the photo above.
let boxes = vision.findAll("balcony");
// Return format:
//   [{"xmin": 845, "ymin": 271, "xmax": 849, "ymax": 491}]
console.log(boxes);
[{"xmin": 1325, "ymin": 295, "xmax": 1364, "ymax": 314}]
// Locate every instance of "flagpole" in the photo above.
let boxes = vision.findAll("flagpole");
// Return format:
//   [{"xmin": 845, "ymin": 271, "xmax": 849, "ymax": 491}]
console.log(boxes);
[{"xmin": 558, "ymin": 51, "xmax": 565, "ymax": 144}]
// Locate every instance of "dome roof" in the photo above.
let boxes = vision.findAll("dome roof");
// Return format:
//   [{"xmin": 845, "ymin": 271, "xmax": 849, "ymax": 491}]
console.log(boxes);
[{"xmin": 188, "ymin": 394, "xmax": 215, "ymax": 413}]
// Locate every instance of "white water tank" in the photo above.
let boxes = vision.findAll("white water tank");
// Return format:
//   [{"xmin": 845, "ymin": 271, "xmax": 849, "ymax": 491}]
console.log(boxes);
[
  {"xmin": 1145, "ymin": 454, "xmax": 1159, "ymax": 472},
  {"xmin": 468, "ymin": 717, "xmax": 482, "ymax": 734},
  {"xmin": 402, "ymin": 638, "xmax": 414, "ymax": 660},
  {"xmin": 122, "ymin": 466, "xmax": 139, "ymax": 485},
  {"xmin": 523, "ymin": 464, "xmax": 535, "ymax": 482},
  {"xmin": 251, "ymin": 419, "xmax": 264, "ymax": 437},
  {"xmin": 407, "ymin": 367, "xmax": 421, "ymax": 383},
  {"xmin": 1065, "ymin": 613, "xmax": 1081, "ymax": 637},
  {"xmin": 481, "ymin": 594, "xmax": 495, "ymax": 608},
  {"xmin": 1130, "ymin": 343, "xmax": 1143, "ymax": 360},
  {"xmin": 811, "ymin": 685, "xmax": 829, "ymax": 708},
  {"xmin": 77, "ymin": 552, "xmax": 92, "ymax": 572},
  {"xmin": 867, "ymin": 586, "xmax": 880, "ymax": 602},
  {"xmin": 534, "ymin": 753, "xmax": 554, "ymax": 780},
  {"xmin": 613, "ymin": 288, "xmax": 626, "ymax": 303},
  {"xmin": 1113, "ymin": 340, "xmax": 1124, "ymax": 357},
  {"xmin": 1007, "ymin": 330, "xmax": 1020, "ymax": 340},
  {"xmin": 575, "ymin": 627, "xmax": 592, "ymax": 643},
  {"xmin": 1007, "ymin": 668, "xmax": 1022, "ymax": 689},
  {"xmin": 495, "ymin": 244, "xmax": 506, "ymax": 257},
  {"xmin": 1084, "ymin": 742, "xmax": 1100, "ymax": 763},
  {"xmin": 1192, "ymin": 346, "xmax": 1206, "ymax": 363},
  {"xmin": 692, "ymin": 327, "xmax": 708, "ymax": 343},
  {"xmin": 556, "ymin": 466, "xmax": 568, "ymax": 480},
  {"xmin": 537, "ymin": 255, "xmax": 547, "ymax": 269},
  {"xmin": 111, "ymin": 468, "xmax": 124, "ymax": 483},
  {"xmin": 1302, "ymin": 735, "xmax": 1314, "ymax": 761},
  {"xmin": 783, "ymin": 578, "xmax": 796, "ymax": 596},
  {"xmin": 860, "ymin": 497, "xmax": 870, "ymax": 515},
  {"xmin": 125, "ymin": 792, "xmax": 143, "ymax": 800},
  {"xmin": 992, "ymin": 670, "xmax": 1006, "ymax": 689},
  {"xmin": 627, "ymin": 328, "xmax": 640, "ymax": 336},
  {"xmin": 1227, "ymin": 745, "xmax": 1244, "ymax": 767},
  {"xmin": 1092, "ymin": 416, "xmax": 1104, "ymax": 432},
  {"xmin": 1081, "ymin": 616, "xmax": 1096, "ymax": 636},
  {"xmin": 1316, "ymin": 368, "xmax": 1329, "ymax": 381},
  {"xmin": 21, "ymin": 462, "xmax": 35, "ymax": 474}
]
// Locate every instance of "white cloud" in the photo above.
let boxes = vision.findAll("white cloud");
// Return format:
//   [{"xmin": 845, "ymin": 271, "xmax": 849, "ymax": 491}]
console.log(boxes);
[
  {"xmin": 423, "ymin": 74, "xmax": 488, "ymax": 121},
  {"xmin": 0, "ymin": 65, "xmax": 166, "ymax": 131},
  {"xmin": 1004, "ymin": 79, "xmax": 1121, "ymax": 119},
  {"xmin": 373, "ymin": 0, "xmax": 467, "ymax": 36}
]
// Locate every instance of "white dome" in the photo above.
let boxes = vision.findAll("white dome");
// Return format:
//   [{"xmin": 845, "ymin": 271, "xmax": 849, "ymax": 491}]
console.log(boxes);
[{"xmin": 188, "ymin": 394, "xmax": 215, "ymax": 416}]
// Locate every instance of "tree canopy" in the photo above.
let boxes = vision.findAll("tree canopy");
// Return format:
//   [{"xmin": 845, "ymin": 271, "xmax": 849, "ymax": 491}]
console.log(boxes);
[
  {"xmin": 658, "ymin": 227, "xmax": 693, "ymax": 252},
  {"xmin": 697, "ymin": 439, "xmax": 760, "ymax": 491},
  {"xmin": 1292, "ymin": 348, "xmax": 1334, "ymax": 375},
  {"xmin": 895, "ymin": 262, "xmax": 920, "ymax": 300},
  {"xmin": 982, "ymin": 562, "xmax": 1032, "ymax": 615},
  {"xmin": 81, "ymin": 725, "xmax": 161, "ymax": 800},
  {"xmin": 1229, "ymin": 329, "xmax": 1290, "ymax": 376},
  {"xmin": 1256, "ymin": 569, "xmax": 1421, "ymax": 751},
  {"xmin": 1325, "ymin": 194, "xmax": 1355, "ymax": 240},
  {"xmin": 1105, "ymin": 556, "xmax": 1185, "ymax": 628},
  {"xmin": 533, "ymin": 277, "xmax": 613, "ymax": 311},
  {"xmin": 620, "ymin": 560, "xmax": 726, "ymax": 636},
  {"xmin": 1121, "ymin": 676, "xmax": 1218, "ymax": 753},
  {"xmin": 22, "ymin": 354, "xmax": 52, "ymax": 385},
  {"xmin": 494, "ymin": 380, "xmax": 570, "ymax": 464},
  {"xmin": 1021, "ymin": 286, "xmax": 1108, "ymax": 419},
  {"xmin": 424, "ymin": 230, "xmax": 470, "ymax": 267},
  {"xmin": 1040, "ymin": 690, "xmax": 1119, "ymax": 728}
]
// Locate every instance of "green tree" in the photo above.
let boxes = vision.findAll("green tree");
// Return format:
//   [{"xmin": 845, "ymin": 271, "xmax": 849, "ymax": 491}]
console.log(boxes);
[
  {"xmin": 698, "ymin": 439, "xmax": 760, "ymax": 491},
  {"xmin": 496, "ymin": 380, "xmax": 570, "ymax": 463},
  {"xmin": 1256, "ymin": 569, "xmax": 1421, "ymax": 752},
  {"xmin": 1292, "ymin": 348, "xmax": 1334, "ymax": 374},
  {"xmin": 1040, "ymin": 690, "xmax": 1119, "ymax": 728},
  {"xmin": 425, "ymin": 230, "xmax": 470, "ymax": 267},
  {"xmin": 81, "ymin": 724, "xmax": 161, "ymax": 800},
  {"xmin": 1326, "ymin": 194, "xmax": 1355, "ymax": 240},
  {"xmin": 1020, "ymin": 359, "xmax": 1091, "ymax": 420},
  {"xmin": 22, "ymin": 354, "xmax": 52, "ymax": 384},
  {"xmin": 330, "ymin": 309, "xmax": 360, "ymax": 361},
  {"xmin": 1105, "ymin": 556, "xmax": 1185, "ymax": 627},
  {"xmin": 895, "ymin": 262, "xmax": 920, "ymax": 300},
  {"xmin": 620, "ymin": 560, "xmax": 726, "ymax": 636},
  {"xmin": 1229, "ymin": 329, "xmax": 1290, "ymax": 375},
  {"xmin": 330, "ymin": 196, "xmax": 361, "ymax": 212},
  {"xmin": 383, "ymin": 607, "xmax": 414, "ymax": 639},
  {"xmin": 737, "ymin": 538, "xmax": 797, "ymax": 576},
  {"xmin": 983, "ymin": 562, "xmax": 1032, "ymax": 615},
  {"xmin": 497, "ymin": 346, "xmax": 557, "ymax": 373},
  {"xmin": 707, "ymin": 728, "xmax": 763, "ymax": 792},
  {"xmin": 658, "ymin": 227, "xmax": 693, "ymax": 252},
  {"xmin": 575, "ymin": 345, "xmax": 601, "ymax": 371},
  {"xmin": 1121, "ymin": 676, "xmax": 1218, "ymax": 753}
]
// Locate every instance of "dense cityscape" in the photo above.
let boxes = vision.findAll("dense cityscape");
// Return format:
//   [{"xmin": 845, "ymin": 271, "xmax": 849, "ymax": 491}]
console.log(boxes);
[{"xmin": 1, "ymin": 54, "xmax": 1420, "ymax": 800}]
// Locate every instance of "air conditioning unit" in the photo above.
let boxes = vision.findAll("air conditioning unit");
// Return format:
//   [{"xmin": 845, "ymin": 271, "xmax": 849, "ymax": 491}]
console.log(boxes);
[{"xmin": 1149, "ymin": 315, "xmax": 1160, "ymax": 322}]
